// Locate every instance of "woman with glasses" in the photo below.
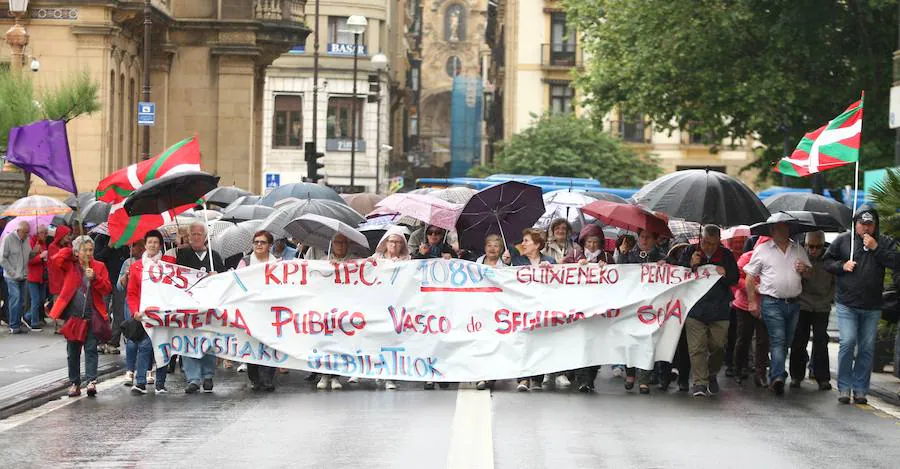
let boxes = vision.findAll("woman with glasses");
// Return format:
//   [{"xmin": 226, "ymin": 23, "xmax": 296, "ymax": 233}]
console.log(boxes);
[
  {"xmin": 237, "ymin": 230, "xmax": 278, "ymax": 391},
  {"xmin": 371, "ymin": 226, "xmax": 411, "ymax": 390},
  {"xmin": 412, "ymin": 225, "xmax": 455, "ymax": 260}
]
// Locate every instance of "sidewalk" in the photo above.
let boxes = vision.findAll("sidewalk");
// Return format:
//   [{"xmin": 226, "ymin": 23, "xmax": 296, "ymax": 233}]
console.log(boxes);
[{"xmin": 0, "ymin": 326, "xmax": 124, "ymax": 419}]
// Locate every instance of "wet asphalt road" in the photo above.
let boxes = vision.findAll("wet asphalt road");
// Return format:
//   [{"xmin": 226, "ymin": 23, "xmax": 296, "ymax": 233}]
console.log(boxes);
[{"xmin": 0, "ymin": 366, "xmax": 897, "ymax": 469}]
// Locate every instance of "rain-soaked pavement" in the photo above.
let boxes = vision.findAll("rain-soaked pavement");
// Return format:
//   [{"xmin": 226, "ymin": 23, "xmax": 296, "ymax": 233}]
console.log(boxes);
[{"xmin": 0, "ymin": 366, "xmax": 898, "ymax": 469}]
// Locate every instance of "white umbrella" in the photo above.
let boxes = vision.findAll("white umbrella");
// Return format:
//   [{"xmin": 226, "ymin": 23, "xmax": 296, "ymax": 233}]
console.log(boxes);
[
  {"xmin": 285, "ymin": 213, "xmax": 370, "ymax": 258},
  {"xmin": 536, "ymin": 190, "xmax": 598, "ymax": 230},
  {"xmin": 258, "ymin": 199, "xmax": 365, "ymax": 239}
]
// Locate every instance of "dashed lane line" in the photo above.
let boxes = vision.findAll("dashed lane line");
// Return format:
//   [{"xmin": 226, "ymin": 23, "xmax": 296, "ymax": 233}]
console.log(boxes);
[{"xmin": 446, "ymin": 386, "xmax": 494, "ymax": 469}]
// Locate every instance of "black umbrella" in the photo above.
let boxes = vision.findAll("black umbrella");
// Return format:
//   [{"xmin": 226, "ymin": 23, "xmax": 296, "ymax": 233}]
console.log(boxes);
[
  {"xmin": 124, "ymin": 171, "xmax": 220, "ymax": 216},
  {"xmin": 780, "ymin": 211, "xmax": 846, "ymax": 232},
  {"xmin": 77, "ymin": 199, "xmax": 111, "ymax": 225},
  {"xmin": 763, "ymin": 193, "xmax": 852, "ymax": 230},
  {"xmin": 205, "ymin": 186, "xmax": 252, "ymax": 208},
  {"xmin": 258, "ymin": 182, "xmax": 345, "ymax": 207},
  {"xmin": 220, "ymin": 204, "xmax": 275, "ymax": 223},
  {"xmin": 749, "ymin": 211, "xmax": 839, "ymax": 236},
  {"xmin": 633, "ymin": 169, "xmax": 770, "ymax": 226},
  {"xmin": 455, "ymin": 181, "xmax": 545, "ymax": 251}
]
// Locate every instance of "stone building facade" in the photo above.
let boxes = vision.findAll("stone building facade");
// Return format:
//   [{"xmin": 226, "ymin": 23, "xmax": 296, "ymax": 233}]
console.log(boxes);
[{"xmin": 0, "ymin": 0, "xmax": 310, "ymax": 199}]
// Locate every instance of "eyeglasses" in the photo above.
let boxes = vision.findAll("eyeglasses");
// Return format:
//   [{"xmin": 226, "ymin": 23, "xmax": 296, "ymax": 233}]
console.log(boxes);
[
  {"xmin": 807, "ymin": 244, "xmax": 824, "ymax": 249},
  {"xmin": 427, "ymin": 231, "xmax": 442, "ymax": 236},
  {"xmin": 252, "ymin": 240, "xmax": 269, "ymax": 245}
]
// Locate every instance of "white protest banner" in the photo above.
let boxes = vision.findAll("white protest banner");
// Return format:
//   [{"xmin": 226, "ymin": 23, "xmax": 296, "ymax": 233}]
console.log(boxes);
[{"xmin": 140, "ymin": 259, "xmax": 720, "ymax": 382}]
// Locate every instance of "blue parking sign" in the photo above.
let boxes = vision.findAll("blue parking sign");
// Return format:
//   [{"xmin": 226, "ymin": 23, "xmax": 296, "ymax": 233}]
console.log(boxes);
[
  {"xmin": 137, "ymin": 102, "xmax": 155, "ymax": 126},
  {"xmin": 265, "ymin": 173, "xmax": 280, "ymax": 189}
]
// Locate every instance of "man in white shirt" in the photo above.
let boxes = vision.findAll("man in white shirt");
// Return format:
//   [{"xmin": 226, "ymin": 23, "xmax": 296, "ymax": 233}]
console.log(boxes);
[{"xmin": 744, "ymin": 223, "xmax": 811, "ymax": 395}]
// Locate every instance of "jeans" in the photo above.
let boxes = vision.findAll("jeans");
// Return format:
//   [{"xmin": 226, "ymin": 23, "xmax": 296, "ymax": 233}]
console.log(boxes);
[
  {"xmin": 836, "ymin": 303, "xmax": 881, "ymax": 396},
  {"xmin": 182, "ymin": 354, "xmax": 216, "ymax": 385},
  {"xmin": 67, "ymin": 325, "xmax": 98, "ymax": 386},
  {"xmin": 26, "ymin": 281, "xmax": 44, "ymax": 328},
  {"xmin": 134, "ymin": 335, "xmax": 167, "ymax": 387},
  {"xmin": 125, "ymin": 338, "xmax": 138, "ymax": 372},
  {"xmin": 685, "ymin": 317, "xmax": 729, "ymax": 386},
  {"xmin": 760, "ymin": 296, "xmax": 800, "ymax": 385},
  {"xmin": 790, "ymin": 310, "xmax": 831, "ymax": 383},
  {"xmin": 5, "ymin": 278, "xmax": 25, "ymax": 331}
]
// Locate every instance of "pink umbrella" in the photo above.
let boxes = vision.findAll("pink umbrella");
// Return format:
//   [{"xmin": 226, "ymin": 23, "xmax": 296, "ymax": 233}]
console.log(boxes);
[
  {"xmin": 375, "ymin": 193, "xmax": 463, "ymax": 231},
  {"xmin": 722, "ymin": 225, "xmax": 751, "ymax": 241},
  {"xmin": 1, "ymin": 214, "xmax": 55, "ymax": 240}
]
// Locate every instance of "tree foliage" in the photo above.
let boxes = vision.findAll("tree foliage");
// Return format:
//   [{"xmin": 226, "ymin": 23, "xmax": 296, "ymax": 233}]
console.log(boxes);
[
  {"xmin": 562, "ymin": 0, "xmax": 897, "ymax": 187},
  {"xmin": 0, "ymin": 70, "xmax": 100, "ymax": 151},
  {"xmin": 870, "ymin": 168, "xmax": 900, "ymax": 238},
  {"xmin": 470, "ymin": 113, "xmax": 661, "ymax": 187}
]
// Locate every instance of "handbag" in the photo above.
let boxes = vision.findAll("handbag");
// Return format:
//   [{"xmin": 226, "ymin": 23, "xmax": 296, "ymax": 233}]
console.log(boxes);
[
  {"xmin": 92, "ymin": 308, "xmax": 112, "ymax": 343},
  {"xmin": 60, "ymin": 316, "xmax": 89, "ymax": 343},
  {"xmin": 121, "ymin": 317, "xmax": 147, "ymax": 342}
]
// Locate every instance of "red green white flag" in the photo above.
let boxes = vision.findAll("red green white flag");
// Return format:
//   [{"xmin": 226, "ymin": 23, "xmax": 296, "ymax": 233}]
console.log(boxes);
[
  {"xmin": 95, "ymin": 135, "xmax": 202, "ymax": 247},
  {"xmin": 775, "ymin": 96, "xmax": 863, "ymax": 177}
]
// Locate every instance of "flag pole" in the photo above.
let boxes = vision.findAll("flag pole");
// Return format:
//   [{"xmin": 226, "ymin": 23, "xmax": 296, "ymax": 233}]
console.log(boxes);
[
  {"xmin": 850, "ymin": 160, "xmax": 860, "ymax": 262},
  {"xmin": 202, "ymin": 202, "xmax": 215, "ymax": 273}
]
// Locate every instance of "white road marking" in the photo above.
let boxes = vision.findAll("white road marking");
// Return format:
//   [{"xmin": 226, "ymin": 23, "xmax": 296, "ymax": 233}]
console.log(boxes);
[
  {"xmin": 0, "ymin": 378, "xmax": 121, "ymax": 433},
  {"xmin": 446, "ymin": 386, "xmax": 494, "ymax": 469}
]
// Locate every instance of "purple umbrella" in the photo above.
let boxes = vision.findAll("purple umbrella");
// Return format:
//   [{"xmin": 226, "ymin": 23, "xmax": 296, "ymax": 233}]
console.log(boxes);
[{"xmin": 455, "ymin": 181, "xmax": 545, "ymax": 251}]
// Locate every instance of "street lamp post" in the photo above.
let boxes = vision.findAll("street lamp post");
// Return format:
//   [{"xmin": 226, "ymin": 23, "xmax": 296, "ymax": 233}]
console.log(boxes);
[
  {"xmin": 141, "ymin": 0, "xmax": 152, "ymax": 160},
  {"xmin": 346, "ymin": 15, "xmax": 367, "ymax": 188},
  {"xmin": 5, "ymin": 0, "xmax": 29, "ymax": 76},
  {"xmin": 371, "ymin": 53, "xmax": 388, "ymax": 193}
]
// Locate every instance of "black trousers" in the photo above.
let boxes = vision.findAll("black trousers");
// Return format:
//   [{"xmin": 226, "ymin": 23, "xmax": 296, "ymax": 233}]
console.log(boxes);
[
  {"xmin": 789, "ymin": 310, "xmax": 830, "ymax": 383},
  {"xmin": 247, "ymin": 364, "xmax": 276, "ymax": 388},
  {"xmin": 724, "ymin": 308, "xmax": 737, "ymax": 369},
  {"xmin": 673, "ymin": 328, "xmax": 691, "ymax": 386},
  {"xmin": 576, "ymin": 366, "xmax": 600, "ymax": 387}
]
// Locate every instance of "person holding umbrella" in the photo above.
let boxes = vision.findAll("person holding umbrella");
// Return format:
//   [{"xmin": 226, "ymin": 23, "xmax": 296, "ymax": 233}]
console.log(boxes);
[
  {"xmin": 676, "ymin": 225, "xmax": 739, "ymax": 398},
  {"xmin": 823, "ymin": 207, "xmax": 900, "ymax": 404},
  {"xmin": 237, "ymin": 230, "xmax": 278, "ymax": 392},
  {"xmin": 542, "ymin": 218, "xmax": 575, "ymax": 263},
  {"xmin": 744, "ymin": 221, "xmax": 811, "ymax": 396},
  {"xmin": 510, "ymin": 228, "xmax": 556, "ymax": 392}
]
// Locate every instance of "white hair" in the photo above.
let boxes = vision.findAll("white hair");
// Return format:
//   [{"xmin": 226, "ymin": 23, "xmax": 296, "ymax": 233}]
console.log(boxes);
[
  {"xmin": 189, "ymin": 220, "xmax": 207, "ymax": 234},
  {"xmin": 805, "ymin": 230, "xmax": 825, "ymax": 244},
  {"xmin": 72, "ymin": 235, "xmax": 94, "ymax": 253}
]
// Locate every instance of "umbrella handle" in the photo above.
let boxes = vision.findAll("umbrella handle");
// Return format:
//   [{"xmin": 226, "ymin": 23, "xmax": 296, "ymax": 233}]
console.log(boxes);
[
  {"xmin": 496, "ymin": 214, "xmax": 510, "ymax": 256},
  {"xmin": 202, "ymin": 202, "xmax": 215, "ymax": 273}
]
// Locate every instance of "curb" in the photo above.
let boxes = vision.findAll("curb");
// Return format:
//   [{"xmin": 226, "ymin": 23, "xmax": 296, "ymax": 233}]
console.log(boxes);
[{"xmin": 0, "ymin": 361, "xmax": 125, "ymax": 421}]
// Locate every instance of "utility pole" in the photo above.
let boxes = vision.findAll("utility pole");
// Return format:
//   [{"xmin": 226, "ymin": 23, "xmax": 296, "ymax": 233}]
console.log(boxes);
[
  {"xmin": 311, "ymin": 0, "xmax": 320, "ymax": 163},
  {"xmin": 141, "ymin": 0, "xmax": 152, "ymax": 160}
]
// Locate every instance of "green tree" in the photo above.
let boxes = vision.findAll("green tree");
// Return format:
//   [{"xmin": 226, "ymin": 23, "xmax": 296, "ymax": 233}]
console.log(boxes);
[
  {"xmin": 0, "ymin": 70, "xmax": 100, "ymax": 151},
  {"xmin": 870, "ymin": 168, "xmax": 900, "ymax": 238},
  {"xmin": 470, "ymin": 113, "xmax": 661, "ymax": 187},
  {"xmin": 562, "ymin": 0, "xmax": 896, "ymax": 187}
]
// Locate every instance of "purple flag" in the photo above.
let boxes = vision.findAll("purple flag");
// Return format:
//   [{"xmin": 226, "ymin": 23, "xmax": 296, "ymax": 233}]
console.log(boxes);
[{"xmin": 6, "ymin": 120, "xmax": 78, "ymax": 194}]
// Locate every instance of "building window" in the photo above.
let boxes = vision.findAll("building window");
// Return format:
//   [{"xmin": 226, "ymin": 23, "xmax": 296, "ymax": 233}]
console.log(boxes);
[
  {"xmin": 550, "ymin": 12, "xmax": 576, "ymax": 65},
  {"xmin": 327, "ymin": 97, "xmax": 364, "ymax": 139},
  {"xmin": 446, "ymin": 56, "xmax": 462, "ymax": 77},
  {"xmin": 549, "ymin": 82, "xmax": 573, "ymax": 114},
  {"xmin": 328, "ymin": 16, "xmax": 366, "ymax": 55},
  {"xmin": 618, "ymin": 111, "xmax": 645, "ymax": 143},
  {"xmin": 272, "ymin": 95, "xmax": 303, "ymax": 148}
]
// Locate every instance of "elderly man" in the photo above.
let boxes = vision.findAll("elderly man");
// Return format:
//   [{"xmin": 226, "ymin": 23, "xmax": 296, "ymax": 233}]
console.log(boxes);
[
  {"xmin": 175, "ymin": 221, "xmax": 225, "ymax": 394},
  {"xmin": 789, "ymin": 231, "xmax": 834, "ymax": 391},
  {"xmin": 677, "ymin": 225, "xmax": 739, "ymax": 397},
  {"xmin": 745, "ymin": 222, "xmax": 812, "ymax": 395},
  {"xmin": 824, "ymin": 207, "xmax": 900, "ymax": 405},
  {"xmin": 1, "ymin": 222, "xmax": 35, "ymax": 334}
]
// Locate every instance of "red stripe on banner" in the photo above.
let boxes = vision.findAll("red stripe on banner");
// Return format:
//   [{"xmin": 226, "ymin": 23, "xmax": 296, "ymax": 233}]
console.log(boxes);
[{"xmin": 420, "ymin": 286, "xmax": 504, "ymax": 293}]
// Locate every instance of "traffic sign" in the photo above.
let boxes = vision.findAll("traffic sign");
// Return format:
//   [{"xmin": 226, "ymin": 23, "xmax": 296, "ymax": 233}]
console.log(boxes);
[
  {"xmin": 265, "ymin": 173, "xmax": 280, "ymax": 189},
  {"xmin": 138, "ymin": 102, "xmax": 155, "ymax": 126}
]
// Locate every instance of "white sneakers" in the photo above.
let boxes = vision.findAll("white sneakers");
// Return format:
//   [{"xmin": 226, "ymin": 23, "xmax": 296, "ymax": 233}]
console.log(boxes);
[
  {"xmin": 146, "ymin": 371, "xmax": 155, "ymax": 385},
  {"xmin": 237, "ymin": 363, "xmax": 247, "ymax": 373},
  {"xmin": 317, "ymin": 376, "xmax": 343, "ymax": 390},
  {"xmin": 347, "ymin": 376, "xmax": 359, "ymax": 384},
  {"xmin": 556, "ymin": 375, "xmax": 571, "ymax": 388},
  {"xmin": 123, "ymin": 371, "xmax": 135, "ymax": 386},
  {"xmin": 384, "ymin": 380, "xmax": 397, "ymax": 390}
]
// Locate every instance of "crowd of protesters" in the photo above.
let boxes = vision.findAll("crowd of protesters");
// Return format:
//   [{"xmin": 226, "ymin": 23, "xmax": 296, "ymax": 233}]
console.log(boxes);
[{"xmin": 2, "ymin": 203, "xmax": 900, "ymax": 405}]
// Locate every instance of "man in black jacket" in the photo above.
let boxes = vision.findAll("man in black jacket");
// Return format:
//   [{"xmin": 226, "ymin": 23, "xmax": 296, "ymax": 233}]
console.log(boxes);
[
  {"xmin": 677, "ymin": 225, "xmax": 739, "ymax": 398},
  {"xmin": 177, "ymin": 221, "xmax": 225, "ymax": 395},
  {"xmin": 824, "ymin": 206, "xmax": 900, "ymax": 405}
]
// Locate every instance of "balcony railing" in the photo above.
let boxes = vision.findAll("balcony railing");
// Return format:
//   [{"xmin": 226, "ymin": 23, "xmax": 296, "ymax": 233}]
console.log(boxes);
[
  {"xmin": 254, "ymin": 0, "xmax": 304, "ymax": 22},
  {"xmin": 541, "ymin": 43, "xmax": 580, "ymax": 68}
]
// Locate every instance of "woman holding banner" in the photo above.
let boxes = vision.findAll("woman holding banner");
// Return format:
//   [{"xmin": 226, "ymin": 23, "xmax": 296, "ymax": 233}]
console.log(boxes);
[
  {"xmin": 316, "ymin": 233, "xmax": 357, "ymax": 391},
  {"xmin": 126, "ymin": 230, "xmax": 171, "ymax": 395},
  {"xmin": 371, "ymin": 226, "xmax": 412, "ymax": 391},
  {"xmin": 237, "ymin": 230, "xmax": 278, "ymax": 391},
  {"xmin": 618, "ymin": 228, "xmax": 665, "ymax": 395},
  {"xmin": 471, "ymin": 234, "xmax": 509, "ymax": 391},
  {"xmin": 49, "ymin": 235, "xmax": 112, "ymax": 398},
  {"xmin": 510, "ymin": 228, "xmax": 556, "ymax": 392}
]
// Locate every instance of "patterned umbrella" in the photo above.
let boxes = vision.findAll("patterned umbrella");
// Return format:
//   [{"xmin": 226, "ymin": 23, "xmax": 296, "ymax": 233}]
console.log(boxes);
[
  {"xmin": 341, "ymin": 193, "xmax": 385, "ymax": 216},
  {"xmin": 433, "ymin": 187, "xmax": 478, "ymax": 204},
  {"xmin": 258, "ymin": 182, "xmax": 345, "ymax": 207},
  {"xmin": 216, "ymin": 219, "xmax": 264, "ymax": 259},
  {"xmin": 2, "ymin": 195, "xmax": 72, "ymax": 217},
  {"xmin": 667, "ymin": 219, "xmax": 701, "ymax": 243}
]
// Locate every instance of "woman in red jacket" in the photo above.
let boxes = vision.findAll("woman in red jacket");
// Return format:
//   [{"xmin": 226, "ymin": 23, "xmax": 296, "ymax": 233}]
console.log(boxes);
[
  {"xmin": 25, "ymin": 225, "xmax": 49, "ymax": 331},
  {"xmin": 47, "ymin": 225, "xmax": 72, "ymax": 333},
  {"xmin": 126, "ymin": 230, "xmax": 172, "ymax": 394},
  {"xmin": 48, "ymin": 235, "xmax": 112, "ymax": 397}
]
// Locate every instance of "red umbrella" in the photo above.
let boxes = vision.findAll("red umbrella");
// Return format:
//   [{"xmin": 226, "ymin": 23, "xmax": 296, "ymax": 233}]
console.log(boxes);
[{"xmin": 581, "ymin": 201, "xmax": 672, "ymax": 237}]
